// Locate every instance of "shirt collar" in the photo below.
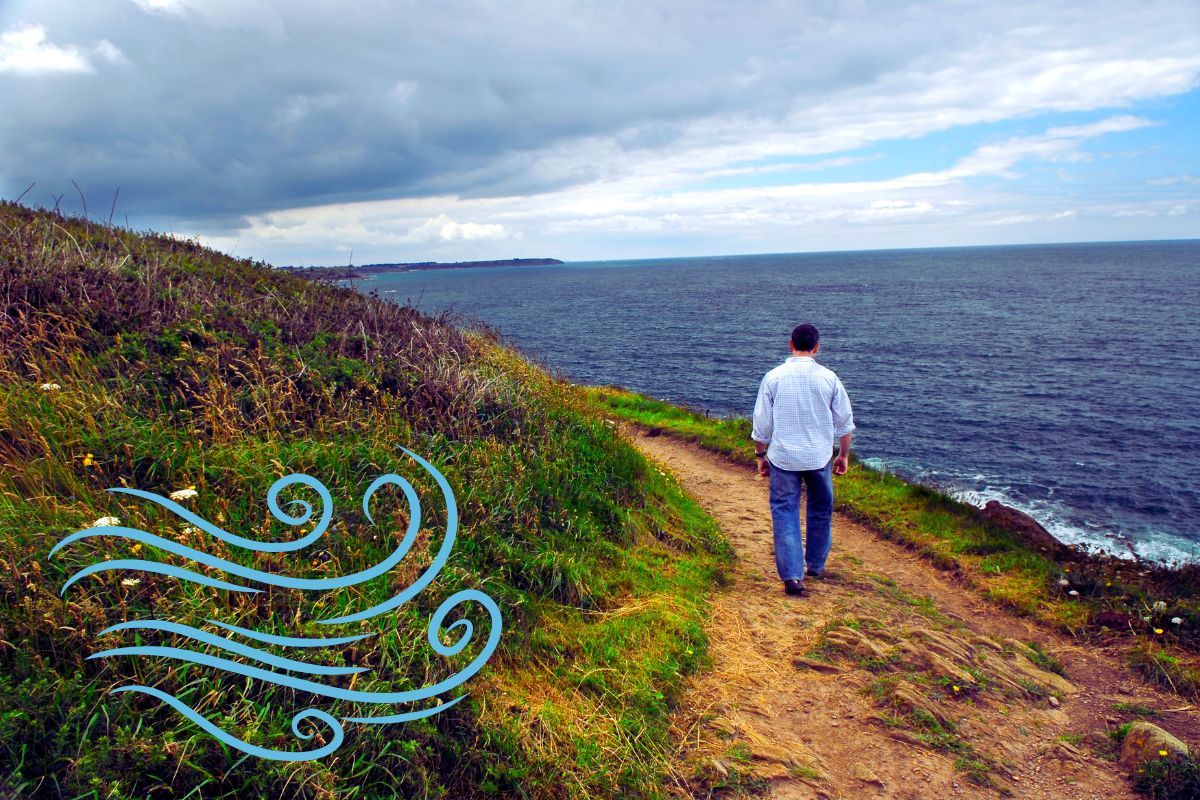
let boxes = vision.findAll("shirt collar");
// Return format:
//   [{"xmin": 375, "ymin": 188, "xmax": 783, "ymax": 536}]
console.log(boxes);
[{"xmin": 787, "ymin": 355, "xmax": 815, "ymax": 361}]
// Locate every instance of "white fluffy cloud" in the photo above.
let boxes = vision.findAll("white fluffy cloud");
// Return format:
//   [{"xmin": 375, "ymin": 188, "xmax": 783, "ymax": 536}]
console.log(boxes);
[
  {"xmin": 0, "ymin": 23, "xmax": 128, "ymax": 75},
  {"xmin": 402, "ymin": 215, "xmax": 509, "ymax": 244},
  {"xmin": 0, "ymin": 24, "xmax": 93, "ymax": 74},
  {"xmin": 129, "ymin": 0, "xmax": 188, "ymax": 13}
]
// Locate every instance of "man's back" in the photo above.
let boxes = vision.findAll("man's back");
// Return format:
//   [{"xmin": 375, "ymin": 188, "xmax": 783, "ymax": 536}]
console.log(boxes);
[{"xmin": 752, "ymin": 355, "xmax": 855, "ymax": 472}]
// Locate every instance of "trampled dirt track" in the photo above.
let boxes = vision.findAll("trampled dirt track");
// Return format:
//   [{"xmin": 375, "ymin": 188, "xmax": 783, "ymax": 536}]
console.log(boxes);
[{"xmin": 627, "ymin": 428, "xmax": 1197, "ymax": 800}]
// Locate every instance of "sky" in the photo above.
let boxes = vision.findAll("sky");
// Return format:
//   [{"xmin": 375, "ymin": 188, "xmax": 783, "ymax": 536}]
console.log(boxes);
[{"xmin": 1, "ymin": 1, "xmax": 1198, "ymax": 264}]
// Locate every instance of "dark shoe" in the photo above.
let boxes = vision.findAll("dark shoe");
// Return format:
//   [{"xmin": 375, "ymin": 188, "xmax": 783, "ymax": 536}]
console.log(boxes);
[
  {"xmin": 805, "ymin": 570, "xmax": 825, "ymax": 579},
  {"xmin": 783, "ymin": 579, "xmax": 805, "ymax": 596}
]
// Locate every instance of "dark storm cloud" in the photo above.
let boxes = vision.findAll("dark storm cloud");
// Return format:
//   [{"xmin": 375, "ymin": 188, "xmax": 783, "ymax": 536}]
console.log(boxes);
[{"xmin": 1, "ymin": 0, "xmax": 946, "ymax": 221}]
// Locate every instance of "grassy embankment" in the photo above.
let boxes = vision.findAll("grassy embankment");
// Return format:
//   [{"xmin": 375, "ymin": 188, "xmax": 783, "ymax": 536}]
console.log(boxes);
[
  {"xmin": 582, "ymin": 386, "xmax": 1200, "ymax": 698},
  {"xmin": 0, "ymin": 202, "xmax": 736, "ymax": 799}
]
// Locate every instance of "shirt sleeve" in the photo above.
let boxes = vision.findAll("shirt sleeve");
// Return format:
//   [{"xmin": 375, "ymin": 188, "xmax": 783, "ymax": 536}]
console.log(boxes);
[
  {"xmin": 831, "ymin": 377, "xmax": 856, "ymax": 438},
  {"xmin": 751, "ymin": 375, "xmax": 773, "ymax": 444}
]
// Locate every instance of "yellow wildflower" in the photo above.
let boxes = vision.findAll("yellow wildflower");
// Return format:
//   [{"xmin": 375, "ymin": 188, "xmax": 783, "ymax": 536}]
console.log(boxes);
[
  {"xmin": 82, "ymin": 453, "xmax": 95, "ymax": 467},
  {"xmin": 1154, "ymin": 628, "xmax": 1164, "ymax": 635},
  {"xmin": 1159, "ymin": 750, "xmax": 1168, "ymax": 757}
]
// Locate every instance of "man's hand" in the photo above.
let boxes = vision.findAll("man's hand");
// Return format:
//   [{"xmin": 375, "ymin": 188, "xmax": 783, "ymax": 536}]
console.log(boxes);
[
  {"xmin": 757, "ymin": 456, "xmax": 770, "ymax": 477},
  {"xmin": 832, "ymin": 432, "xmax": 852, "ymax": 476}
]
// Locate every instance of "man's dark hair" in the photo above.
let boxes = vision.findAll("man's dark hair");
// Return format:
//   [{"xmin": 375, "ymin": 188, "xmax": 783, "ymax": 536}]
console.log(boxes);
[{"xmin": 791, "ymin": 323, "xmax": 819, "ymax": 351}]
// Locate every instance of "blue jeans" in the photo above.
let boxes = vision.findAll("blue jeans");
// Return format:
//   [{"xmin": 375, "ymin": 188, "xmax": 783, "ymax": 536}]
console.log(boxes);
[{"xmin": 767, "ymin": 458, "xmax": 834, "ymax": 582}]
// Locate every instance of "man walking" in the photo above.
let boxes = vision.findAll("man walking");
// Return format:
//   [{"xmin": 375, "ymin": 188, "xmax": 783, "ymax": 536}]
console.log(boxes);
[{"xmin": 751, "ymin": 324, "xmax": 855, "ymax": 597}]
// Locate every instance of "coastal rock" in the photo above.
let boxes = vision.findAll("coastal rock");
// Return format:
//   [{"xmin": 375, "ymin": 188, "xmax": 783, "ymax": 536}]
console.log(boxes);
[
  {"xmin": 1119, "ymin": 721, "xmax": 1190, "ymax": 771},
  {"xmin": 981, "ymin": 501, "xmax": 1069, "ymax": 556}
]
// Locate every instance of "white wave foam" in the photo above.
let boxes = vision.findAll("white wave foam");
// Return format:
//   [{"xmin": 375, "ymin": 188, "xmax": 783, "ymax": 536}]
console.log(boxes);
[{"xmin": 860, "ymin": 459, "xmax": 1199, "ymax": 565}]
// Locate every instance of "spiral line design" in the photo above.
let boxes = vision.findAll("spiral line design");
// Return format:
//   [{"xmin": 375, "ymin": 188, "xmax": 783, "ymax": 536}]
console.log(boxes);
[{"xmin": 51, "ymin": 447, "xmax": 503, "ymax": 761}]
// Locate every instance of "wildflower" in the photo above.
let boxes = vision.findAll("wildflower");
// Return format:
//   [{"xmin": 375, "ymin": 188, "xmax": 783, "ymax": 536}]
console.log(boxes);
[
  {"xmin": 1143, "ymin": 616, "xmax": 1152, "ymax": 623},
  {"xmin": 1171, "ymin": 617, "xmax": 1183, "ymax": 625},
  {"xmin": 92, "ymin": 516, "xmax": 120, "ymax": 527},
  {"xmin": 1153, "ymin": 628, "xmax": 1164, "ymax": 635},
  {"xmin": 1159, "ymin": 750, "xmax": 1168, "ymax": 757},
  {"xmin": 169, "ymin": 487, "xmax": 199, "ymax": 502},
  {"xmin": 1064, "ymin": 566, "xmax": 1071, "ymax": 573},
  {"xmin": 1068, "ymin": 590, "xmax": 1079, "ymax": 597},
  {"xmin": 1152, "ymin": 601, "xmax": 1168, "ymax": 613},
  {"xmin": 121, "ymin": 578, "xmax": 141, "ymax": 588},
  {"xmin": 40, "ymin": 382, "xmax": 61, "ymax": 391},
  {"xmin": 952, "ymin": 685, "xmax": 961, "ymax": 693},
  {"xmin": 1105, "ymin": 581, "xmax": 1112, "ymax": 587},
  {"xmin": 82, "ymin": 453, "xmax": 95, "ymax": 467},
  {"xmin": 1058, "ymin": 579, "xmax": 1070, "ymax": 587},
  {"xmin": 180, "ymin": 524, "xmax": 198, "ymax": 536}
]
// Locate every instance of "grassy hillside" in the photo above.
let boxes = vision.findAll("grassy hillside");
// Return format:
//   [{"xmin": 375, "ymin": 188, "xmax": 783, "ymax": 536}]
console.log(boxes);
[
  {"xmin": 0, "ymin": 202, "xmax": 733, "ymax": 799},
  {"xmin": 584, "ymin": 386, "xmax": 1200, "ymax": 697}
]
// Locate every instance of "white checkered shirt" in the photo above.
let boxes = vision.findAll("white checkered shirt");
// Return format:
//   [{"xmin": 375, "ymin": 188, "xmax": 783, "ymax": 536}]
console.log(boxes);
[{"xmin": 751, "ymin": 356, "xmax": 856, "ymax": 471}]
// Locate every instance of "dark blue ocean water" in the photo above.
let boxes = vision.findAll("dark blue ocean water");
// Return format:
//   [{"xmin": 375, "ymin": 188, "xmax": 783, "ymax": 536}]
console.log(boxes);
[{"xmin": 354, "ymin": 241, "xmax": 1200, "ymax": 564}]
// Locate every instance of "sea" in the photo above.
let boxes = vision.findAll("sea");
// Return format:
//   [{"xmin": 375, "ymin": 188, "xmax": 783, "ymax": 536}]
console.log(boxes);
[{"xmin": 349, "ymin": 240, "xmax": 1200, "ymax": 565}]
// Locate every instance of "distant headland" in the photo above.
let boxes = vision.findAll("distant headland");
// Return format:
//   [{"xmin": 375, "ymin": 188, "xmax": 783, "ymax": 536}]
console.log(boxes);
[{"xmin": 281, "ymin": 257, "xmax": 565, "ymax": 280}]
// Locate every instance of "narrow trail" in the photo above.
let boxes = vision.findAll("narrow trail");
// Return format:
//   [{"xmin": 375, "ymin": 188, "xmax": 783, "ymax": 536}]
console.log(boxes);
[{"xmin": 628, "ymin": 428, "xmax": 1196, "ymax": 800}]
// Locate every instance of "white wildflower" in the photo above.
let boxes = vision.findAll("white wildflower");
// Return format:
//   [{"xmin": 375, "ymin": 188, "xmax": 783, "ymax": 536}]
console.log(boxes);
[
  {"xmin": 1068, "ymin": 590, "xmax": 1079, "ymax": 597},
  {"xmin": 1171, "ymin": 617, "xmax": 1183, "ymax": 625},
  {"xmin": 121, "ymin": 578, "xmax": 141, "ymax": 588},
  {"xmin": 1152, "ymin": 601, "xmax": 1168, "ymax": 613},
  {"xmin": 169, "ymin": 487, "xmax": 199, "ymax": 502},
  {"xmin": 40, "ymin": 382, "xmax": 62, "ymax": 391},
  {"xmin": 1058, "ymin": 579, "xmax": 1070, "ymax": 587},
  {"xmin": 180, "ymin": 524, "xmax": 198, "ymax": 536},
  {"xmin": 92, "ymin": 516, "xmax": 121, "ymax": 527}
]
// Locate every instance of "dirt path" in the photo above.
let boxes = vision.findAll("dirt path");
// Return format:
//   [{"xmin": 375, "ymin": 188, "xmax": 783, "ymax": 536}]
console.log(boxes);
[{"xmin": 629, "ymin": 428, "xmax": 1196, "ymax": 800}]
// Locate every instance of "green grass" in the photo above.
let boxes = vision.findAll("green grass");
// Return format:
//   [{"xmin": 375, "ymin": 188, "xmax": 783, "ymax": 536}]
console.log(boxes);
[
  {"xmin": 583, "ymin": 385, "xmax": 1200, "ymax": 697},
  {"xmin": 0, "ymin": 203, "xmax": 734, "ymax": 799},
  {"xmin": 1132, "ymin": 753, "xmax": 1200, "ymax": 796},
  {"xmin": 1129, "ymin": 642, "xmax": 1200, "ymax": 697},
  {"xmin": 1112, "ymin": 702, "xmax": 1161, "ymax": 717},
  {"xmin": 1025, "ymin": 642, "xmax": 1068, "ymax": 678},
  {"xmin": 1133, "ymin": 753, "xmax": 1200, "ymax": 800}
]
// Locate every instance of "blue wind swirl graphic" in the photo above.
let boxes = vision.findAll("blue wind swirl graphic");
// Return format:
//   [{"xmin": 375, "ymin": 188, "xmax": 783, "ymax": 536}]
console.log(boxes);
[{"xmin": 50, "ymin": 446, "xmax": 503, "ymax": 762}]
